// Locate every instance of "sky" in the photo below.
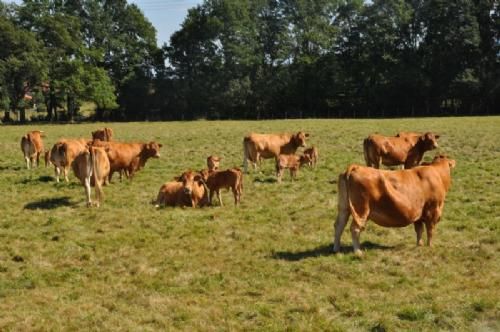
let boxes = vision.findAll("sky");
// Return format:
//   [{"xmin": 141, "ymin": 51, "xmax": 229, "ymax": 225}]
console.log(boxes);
[
  {"xmin": 130, "ymin": 0, "xmax": 203, "ymax": 46},
  {"xmin": 10, "ymin": 0, "xmax": 204, "ymax": 46}
]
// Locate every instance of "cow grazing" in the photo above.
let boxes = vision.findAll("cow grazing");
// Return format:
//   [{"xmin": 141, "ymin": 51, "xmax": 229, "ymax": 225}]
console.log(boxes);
[
  {"xmin": 199, "ymin": 168, "xmax": 243, "ymax": 206},
  {"xmin": 72, "ymin": 146, "xmax": 110, "ymax": 207},
  {"xmin": 363, "ymin": 132, "xmax": 440, "ymax": 169},
  {"xmin": 155, "ymin": 171, "xmax": 208, "ymax": 208},
  {"xmin": 275, "ymin": 154, "xmax": 311, "ymax": 183},
  {"xmin": 333, "ymin": 155, "xmax": 456, "ymax": 255},
  {"xmin": 20, "ymin": 130, "xmax": 45, "ymax": 169},
  {"xmin": 303, "ymin": 146, "xmax": 318, "ymax": 168},
  {"xmin": 91, "ymin": 140, "xmax": 162, "ymax": 182},
  {"xmin": 49, "ymin": 139, "xmax": 89, "ymax": 182},
  {"xmin": 207, "ymin": 155, "xmax": 221, "ymax": 171},
  {"xmin": 243, "ymin": 131, "xmax": 309, "ymax": 172},
  {"xmin": 91, "ymin": 127, "xmax": 113, "ymax": 141}
]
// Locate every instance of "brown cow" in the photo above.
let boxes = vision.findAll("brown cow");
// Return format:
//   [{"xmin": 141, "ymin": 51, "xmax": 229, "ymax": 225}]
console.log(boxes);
[
  {"xmin": 243, "ymin": 131, "xmax": 309, "ymax": 172},
  {"xmin": 44, "ymin": 150, "xmax": 51, "ymax": 167},
  {"xmin": 275, "ymin": 154, "xmax": 311, "ymax": 183},
  {"xmin": 91, "ymin": 140, "xmax": 162, "ymax": 182},
  {"xmin": 199, "ymin": 168, "xmax": 243, "ymax": 206},
  {"xmin": 72, "ymin": 146, "xmax": 110, "ymax": 207},
  {"xmin": 49, "ymin": 139, "xmax": 89, "ymax": 182},
  {"xmin": 20, "ymin": 130, "xmax": 44, "ymax": 169},
  {"xmin": 333, "ymin": 155, "xmax": 456, "ymax": 255},
  {"xmin": 207, "ymin": 155, "xmax": 221, "ymax": 171},
  {"xmin": 303, "ymin": 146, "xmax": 318, "ymax": 168},
  {"xmin": 91, "ymin": 127, "xmax": 113, "ymax": 141},
  {"xmin": 363, "ymin": 132, "xmax": 440, "ymax": 169},
  {"xmin": 155, "ymin": 171, "xmax": 208, "ymax": 208}
]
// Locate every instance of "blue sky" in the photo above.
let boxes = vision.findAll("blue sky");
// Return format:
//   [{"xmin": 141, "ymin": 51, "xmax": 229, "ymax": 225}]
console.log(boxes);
[{"xmin": 10, "ymin": 0, "xmax": 203, "ymax": 46}]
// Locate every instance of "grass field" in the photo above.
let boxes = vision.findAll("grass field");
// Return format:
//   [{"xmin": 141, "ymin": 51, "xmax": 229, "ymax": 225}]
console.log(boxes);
[{"xmin": 0, "ymin": 118, "xmax": 499, "ymax": 331}]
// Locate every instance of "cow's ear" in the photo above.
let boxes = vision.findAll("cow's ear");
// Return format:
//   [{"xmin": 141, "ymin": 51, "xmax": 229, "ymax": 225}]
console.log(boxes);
[
  {"xmin": 305, "ymin": 133, "xmax": 310, "ymax": 138},
  {"xmin": 159, "ymin": 143, "xmax": 163, "ymax": 148},
  {"xmin": 435, "ymin": 134, "xmax": 440, "ymax": 139},
  {"xmin": 174, "ymin": 176, "xmax": 182, "ymax": 181},
  {"xmin": 449, "ymin": 159, "xmax": 456, "ymax": 169}
]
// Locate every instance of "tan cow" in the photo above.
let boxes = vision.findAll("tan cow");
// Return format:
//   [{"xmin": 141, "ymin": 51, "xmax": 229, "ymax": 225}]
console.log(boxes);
[
  {"xmin": 207, "ymin": 155, "xmax": 221, "ymax": 171},
  {"xmin": 91, "ymin": 140, "xmax": 162, "ymax": 182},
  {"xmin": 199, "ymin": 168, "xmax": 243, "ymax": 206},
  {"xmin": 243, "ymin": 131, "xmax": 309, "ymax": 172},
  {"xmin": 363, "ymin": 132, "xmax": 440, "ymax": 169},
  {"xmin": 333, "ymin": 155, "xmax": 456, "ymax": 255},
  {"xmin": 275, "ymin": 154, "xmax": 311, "ymax": 183},
  {"xmin": 91, "ymin": 127, "xmax": 113, "ymax": 141},
  {"xmin": 71, "ymin": 146, "xmax": 110, "ymax": 207},
  {"xmin": 49, "ymin": 139, "xmax": 89, "ymax": 182},
  {"xmin": 155, "ymin": 171, "xmax": 208, "ymax": 208},
  {"xmin": 20, "ymin": 130, "xmax": 44, "ymax": 169},
  {"xmin": 303, "ymin": 146, "xmax": 318, "ymax": 168}
]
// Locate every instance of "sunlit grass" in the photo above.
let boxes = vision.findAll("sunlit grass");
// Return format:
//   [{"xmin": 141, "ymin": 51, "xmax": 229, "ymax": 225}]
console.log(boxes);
[{"xmin": 0, "ymin": 117, "xmax": 499, "ymax": 330}]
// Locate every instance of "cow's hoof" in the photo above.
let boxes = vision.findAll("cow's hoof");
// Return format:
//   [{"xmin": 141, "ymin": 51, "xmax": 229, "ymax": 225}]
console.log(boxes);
[
  {"xmin": 354, "ymin": 249, "xmax": 363, "ymax": 257},
  {"xmin": 86, "ymin": 202, "xmax": 92, "ymax": 208}
]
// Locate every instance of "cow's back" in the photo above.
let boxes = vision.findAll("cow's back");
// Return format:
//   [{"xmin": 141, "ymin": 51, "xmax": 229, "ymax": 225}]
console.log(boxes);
[{"xmin": 245, "ymin": 133, "xmax": 291, "ymax": 158}]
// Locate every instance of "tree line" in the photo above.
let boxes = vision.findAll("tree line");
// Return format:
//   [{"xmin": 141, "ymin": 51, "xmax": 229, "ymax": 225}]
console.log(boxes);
[{"xmin": 1, "ymin": 0, "xmax": 499, "ymax": 122}]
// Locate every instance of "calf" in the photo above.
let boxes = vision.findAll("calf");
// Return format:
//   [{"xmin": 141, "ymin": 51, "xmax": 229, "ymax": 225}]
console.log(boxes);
[
  {"xmin": 72, "ymin": 146, "xmax": 110, "ymax": 207},
  {"xmin": 155, "ymin": 171, "xmax": 208, "ymax": 208},
  {"xmin": 243, "ymin": 131, "xmax": 309, "ymax": 172},
  {"xmin": 333, "ymin": 155, "xmax": 455, "ymax": 255},
  {"xmin": 199, "ymin": 168, "xmax": 243, "ymax": 206},
  {"xmin": 207, "ymin": 155, "xmax": 221, "ymax": 171},
  {"xmin": 275, "ymin": 154, "xmax": 311, "ymax": 183},
  {"xmin": 49, "ymin": 139, "xmax": 89, "ymax": 182},
  {"xmin": 303, "ymin": 146, "xmax": 318, "ymax": 168},
  {"xmin": 20, "ymin": 130, "xmax": 44, "ymax": 169},
  {"xmin": 363, "ymin": 132, "xmax": 440, "ymax": 169},
  {"xmin": 91, "ymin": 127, "xmax": 113, "ymax": 141}
]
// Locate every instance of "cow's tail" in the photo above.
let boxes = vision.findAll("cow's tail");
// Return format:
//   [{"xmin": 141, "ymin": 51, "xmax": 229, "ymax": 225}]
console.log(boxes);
[
  {"xmin": 243, "ymin": 137, "xmax": 249, "ymax": 173},
  {"xmin": 91, "ymin": 146, "xmax": 103, "ymax": 205}
]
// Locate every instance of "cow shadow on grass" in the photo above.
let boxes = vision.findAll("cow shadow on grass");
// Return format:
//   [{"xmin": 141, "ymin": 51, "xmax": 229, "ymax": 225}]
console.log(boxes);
[
  {"xmin": 18, "ymin": 175, "xmax": 55, "ymax": 184},
  {"xmin": 24, "ymin": 196, "xmax": 76, "ymax": 210},
  {"xmin": 271, "ymin": 241, "xmax": 395, "ymax": 261},
  {"xmin": 253, "ymin": 175, "xmax": 278, "ymax": 184}
]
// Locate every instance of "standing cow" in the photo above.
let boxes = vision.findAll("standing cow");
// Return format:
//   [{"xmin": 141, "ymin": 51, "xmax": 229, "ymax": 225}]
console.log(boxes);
[
  {"xmin": 333, "ymin": 155, "xmax": 455, "ymax": 255},
  {"xmin": 91, "ymin": 127, "xmax": 114, "ymax": 141},
  {"xmin": 243, "ymin": 131, "xmax": 309, "ymax": 172},
  {"xmin": 49, "ymin": 139, "xmax": 89, "ymax": 182},
  {"xmin": 363, "ymin": 132, "xmax": 440, "ymax": 169},
  {"xmin": 20, "ymin": 130, "xmax": 45, "ymax": 169}
]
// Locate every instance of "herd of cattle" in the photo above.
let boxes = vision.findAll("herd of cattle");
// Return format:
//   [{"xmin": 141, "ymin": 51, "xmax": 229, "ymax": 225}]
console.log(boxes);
[{"xmin": 19, "ymin": 128, "xmax": 455, "ymax": 253}]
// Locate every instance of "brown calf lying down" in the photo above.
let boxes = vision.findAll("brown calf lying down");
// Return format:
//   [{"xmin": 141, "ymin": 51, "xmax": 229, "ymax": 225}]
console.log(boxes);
[
  {"xmin": 207, "ymin": 155, "xmax": 221, "ymax": 171},
  {"xmin": 91, "ymin": 140, "xmax": 162, "ymax": 182},
  {"xmin": 243, "ymin": 131, "xmax": 309, "ymax": 172},
  {"xmin": 20, "ymin": 130, "xmax": 45, "ymax": 169},
  {"xmin": 303, "ymin": 146, "xmax": 318, "ymax": 168},
  {"xmin": 154, "ymin": 171, "xmax": 208, "ymax": 208},
  {"xmin": 72, "ymin": 146, "xmax": 110, "ymax": 207},
  {"xmin": 91, "ymin": 127, "xmax": 114, "ymax": 141},
  {"xmin": 275, "ymin": 154, "xmax": 311, "ymax": 183},
  {"xmin": 200, "ymin": 168, "xmax": 243, "ymax": 206},
  {"xmin": 49, "ymin": 139, "xmax": 89, "ymax": 182},
  {"xmin": 363, "ymin": 132, "xmax": 439, "ymax": 169},
  {"xmin": 333, "ymin": 155, "xmax": 455, "ymax": 255}
]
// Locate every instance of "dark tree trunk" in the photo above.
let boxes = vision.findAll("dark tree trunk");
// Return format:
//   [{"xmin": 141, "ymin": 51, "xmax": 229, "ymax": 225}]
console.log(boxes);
[
  {"xmin": 20, "ymin": 107, "xmax": 26, "ymax": 122},
  {"xmin": 3, "ymin": 110, "xmax": 12, "ymax": 122}
]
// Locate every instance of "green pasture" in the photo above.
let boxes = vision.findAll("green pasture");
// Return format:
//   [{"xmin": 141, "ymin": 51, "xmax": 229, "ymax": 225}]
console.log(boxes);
[{"xmin": 0, "ymin": 118, "xmax": 498, "ymax": 331}]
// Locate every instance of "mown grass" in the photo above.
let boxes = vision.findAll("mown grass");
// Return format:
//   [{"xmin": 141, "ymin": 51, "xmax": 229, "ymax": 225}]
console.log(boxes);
[{"xmin": 0, "ymin": 118, "xmax": 498, "ymax": 331}]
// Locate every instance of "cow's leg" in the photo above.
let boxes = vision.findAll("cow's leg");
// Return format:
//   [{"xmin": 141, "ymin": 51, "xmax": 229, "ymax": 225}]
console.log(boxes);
[
  {"xmin": 84, "ymin": 176, "xmax": 92, "ymax": 207},
  {"xmin": 414, "ymin": 221, "xmax": 424, "ymax": 246},
  {"xmin": 333, "ymin": 174, "xmax": 350, "ymax": 253},
  {"xmin": 24, "ymin": 154, "xmax": 30, "ymax": 169},
  {"xmin": 424, "ymin": 220, "xmax": 435, "ymax": 246},
  {"xmin": 36, "ymin": 152, "xmax": 40, "ymax": 167},
  {"xmin": 217, "ymin": 190, "xmax": 223, "ymax": 207},
  {"xmin": 209, "ymin": 189, "xmax": 215, "ymax": 206},
  {"xmin": 350, "ymin": 222, "xmax": 364, "ymax": 256},
  {"xmin": 63, "ymin": 167, "xmax": 69, "ymax": 182},
  {"xmin": 54, "ymin": 166, "xmax": 61, "ymax": 182},
  {"xmin": 231, "ymin": 186, "xmax": 238, "ymax": 205}
]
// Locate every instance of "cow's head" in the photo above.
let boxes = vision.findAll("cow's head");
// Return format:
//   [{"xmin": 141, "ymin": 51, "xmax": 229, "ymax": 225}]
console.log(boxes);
[
  {"xmin": 299, "ymin": 154, "xmax": 312, "ymax": 167},
  {"xmin": 176, "ymin": 171, "xmax": 205, "ymax": 195},
  {"xmin": 142, "ymin": 141, "xmax": 162, "ymax": 159},
  {"xmin": 293, "ymin": 131, "xmax": 309, "ymax": 147},
  {"xmin": 420, "ymin": 132, "xmax": 440, "ymax": 150},
  {"xmin": 207, "ymin": 155, "xmax": 221, "ymax": 171},
  {"xmin": 432, "ymin": 154, "xmax": 456, "ymax": 169}
]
